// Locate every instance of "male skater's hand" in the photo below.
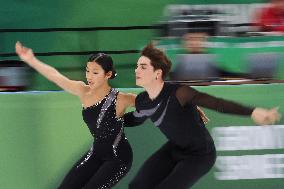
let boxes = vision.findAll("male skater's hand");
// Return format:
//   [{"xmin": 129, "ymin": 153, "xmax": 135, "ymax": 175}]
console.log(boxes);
[{"xmin": 251, "ymin": 107, "xmax": 281, "ymax": 125}]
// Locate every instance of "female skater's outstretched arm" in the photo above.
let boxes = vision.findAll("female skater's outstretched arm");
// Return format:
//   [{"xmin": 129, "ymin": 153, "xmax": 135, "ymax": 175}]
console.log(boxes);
[{"xmin": 15, "ymin": 41, "xmax": 87, "ymax": 96}]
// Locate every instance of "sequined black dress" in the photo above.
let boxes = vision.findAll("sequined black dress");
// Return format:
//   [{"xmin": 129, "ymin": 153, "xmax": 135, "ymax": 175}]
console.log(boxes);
[{"xmin": 58, "ymin": 88, "xmax": 133, "ymax": 189}]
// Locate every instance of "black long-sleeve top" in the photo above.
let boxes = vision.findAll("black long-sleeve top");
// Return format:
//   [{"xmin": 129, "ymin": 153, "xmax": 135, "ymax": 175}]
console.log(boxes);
[{"xmin": 124, "ymin": 83, "xmax": 254, "ymax": 154}]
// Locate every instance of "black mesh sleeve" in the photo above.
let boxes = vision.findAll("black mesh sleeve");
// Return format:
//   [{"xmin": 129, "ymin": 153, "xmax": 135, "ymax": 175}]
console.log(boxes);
[{"xmin": 175, "ymin": 85, "xmax": 254, "ymax": 115}]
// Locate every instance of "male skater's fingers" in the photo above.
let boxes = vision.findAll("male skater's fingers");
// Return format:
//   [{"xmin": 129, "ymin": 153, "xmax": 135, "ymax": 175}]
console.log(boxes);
[
  {"xmin": 268, "ymin": 107, "xmax": 282, "ymax": 123},
  {"xmin": 251, "ymin": 108, "xmax": 269, "ymax": 125}
]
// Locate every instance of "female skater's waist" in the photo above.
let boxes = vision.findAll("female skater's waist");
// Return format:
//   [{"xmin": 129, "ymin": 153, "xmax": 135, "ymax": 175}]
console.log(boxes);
[
  {"xmin": 94, "ymin": 134, "xmax": 128, "ymax": 145},
  {"xmin": 92, "ymin": 137, "xmax": 132, "ymax": 161}
]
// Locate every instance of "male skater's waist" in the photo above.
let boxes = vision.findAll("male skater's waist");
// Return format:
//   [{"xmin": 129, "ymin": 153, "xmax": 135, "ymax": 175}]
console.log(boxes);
[{"xmin": 170, "ymin": 137, "xmax": 215, "ymax": 155}]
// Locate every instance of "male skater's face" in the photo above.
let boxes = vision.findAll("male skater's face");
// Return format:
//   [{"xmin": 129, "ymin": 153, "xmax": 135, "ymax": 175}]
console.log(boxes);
[{"xmin": 135, "ymin": 56, "xmax": 157, "ymax": 87}]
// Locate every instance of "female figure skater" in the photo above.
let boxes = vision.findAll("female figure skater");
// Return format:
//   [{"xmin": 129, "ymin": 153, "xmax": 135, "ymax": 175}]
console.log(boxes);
[
  {"xmin": 15, "ymin": 42, "xmax": 135, "ymax": 189},
  {"xmin": 125, "ymin": 43, "xmax": 281, "ymax": 189}
]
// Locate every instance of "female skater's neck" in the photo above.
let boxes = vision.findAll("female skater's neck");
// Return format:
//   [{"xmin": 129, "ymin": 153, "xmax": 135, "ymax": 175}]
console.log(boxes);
[{"xmin": 90, "ymin": 84, "xmax": 111, "ymax": 95}]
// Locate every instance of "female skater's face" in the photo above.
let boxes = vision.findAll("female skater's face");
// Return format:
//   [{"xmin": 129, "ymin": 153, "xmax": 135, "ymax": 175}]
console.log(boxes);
[
  {"xmin": 135, "ymin": 56, "xmax": 159, "ymax": 87},
  {"xmin": 86, "ymin": 61, "xmax": 111, "ymax": 89}
]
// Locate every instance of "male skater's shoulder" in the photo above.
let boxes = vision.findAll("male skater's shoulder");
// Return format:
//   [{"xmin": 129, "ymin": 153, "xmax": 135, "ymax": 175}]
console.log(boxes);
[{"xmin": 135, "ymin": 91, "xmax": 148, "ymax": 109}]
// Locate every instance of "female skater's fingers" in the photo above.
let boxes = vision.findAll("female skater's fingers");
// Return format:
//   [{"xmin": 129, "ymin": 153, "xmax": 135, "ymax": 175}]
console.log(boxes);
[
  {"xmin": 15, "ymin": 41, "xmax": 23, "ymax": 54},
  {"xmin": 15, "ymin": 43, "xmax": 35, "ymax": 64}
]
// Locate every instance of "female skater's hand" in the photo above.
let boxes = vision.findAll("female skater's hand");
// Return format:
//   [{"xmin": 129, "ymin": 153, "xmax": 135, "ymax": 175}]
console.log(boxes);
[
  {"xmin": 251, "ymin": 107, "xmax": 282, "ymax": 125},
  {"xmin": 15, "ymin": 41, "xmax": 36, "ymax": 64}
]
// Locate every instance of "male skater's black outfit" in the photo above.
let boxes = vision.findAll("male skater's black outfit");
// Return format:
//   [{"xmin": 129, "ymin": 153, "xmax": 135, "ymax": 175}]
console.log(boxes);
[{"xmin": 125, "ymin": 83, "xmax": 253, "ymax": 189}]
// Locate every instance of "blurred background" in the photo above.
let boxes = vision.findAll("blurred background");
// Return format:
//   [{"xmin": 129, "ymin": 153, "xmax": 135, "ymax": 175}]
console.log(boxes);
[
  {"xmin": 0, "ymin": 0, "xmax": 284, "ymax": 189},
  {"xmin": 1, "ymin": 0, "xmax": 284, "ymax": 91}
]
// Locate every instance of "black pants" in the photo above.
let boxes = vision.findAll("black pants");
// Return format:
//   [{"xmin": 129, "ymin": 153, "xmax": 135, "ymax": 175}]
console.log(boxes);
[
  {"xmin": 58, "ymin": 139, "xmax": 133, "ymax": 189},
  {"xmin": 129, "ymin": 141, "xmax": 216, "ymax": 189}
]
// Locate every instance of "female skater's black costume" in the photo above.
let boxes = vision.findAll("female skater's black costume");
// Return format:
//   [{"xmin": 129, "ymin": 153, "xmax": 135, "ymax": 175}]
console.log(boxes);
[
  {"xmin": 59, "ymin": 88, "xmax": 132, "ymax": 189},
  {"xmin": 125, "ymin": 83, "xmax": 253, "ymax": 189}
]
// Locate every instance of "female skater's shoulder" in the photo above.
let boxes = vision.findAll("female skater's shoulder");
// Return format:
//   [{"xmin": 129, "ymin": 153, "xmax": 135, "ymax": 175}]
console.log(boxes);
[
  {"xmin": 117, "ymin": 92, "xmax": 136, "ymax": 108},
  {"xmin": 116, "ymin": 92, "xmax": 136, "ymax": 117}
]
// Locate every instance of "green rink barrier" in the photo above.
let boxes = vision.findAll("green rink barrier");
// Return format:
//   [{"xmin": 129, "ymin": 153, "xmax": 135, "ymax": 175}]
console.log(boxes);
[{"xmin": 0, "ymin": 84, "xmax": 283, "ymax": 189}]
